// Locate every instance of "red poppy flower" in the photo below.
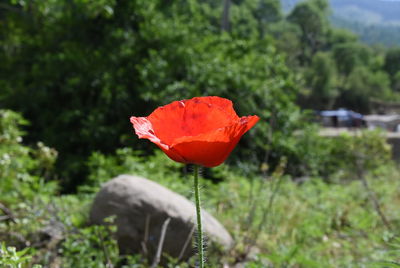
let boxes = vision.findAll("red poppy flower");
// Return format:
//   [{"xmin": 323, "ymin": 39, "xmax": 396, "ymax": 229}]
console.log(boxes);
[{"xmin": 130, "ymin": 96, "xmax": 259, "ymax": 167}]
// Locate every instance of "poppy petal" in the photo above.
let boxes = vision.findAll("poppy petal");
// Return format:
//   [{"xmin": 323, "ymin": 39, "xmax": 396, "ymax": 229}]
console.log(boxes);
[
  {"xmin": 170, "ymin": 115, "xmax": 259, "ymax": 167},
  {"xmin": 130, "ymin": 116, "xmax": 188, "ymax": 163},
  {"xmin": 130, "ymin": 116, "xmax": 166, "ymax": 148},
  {"xmin": 147, "ymin": 97, "xmax": 239, "ymax": 145}
]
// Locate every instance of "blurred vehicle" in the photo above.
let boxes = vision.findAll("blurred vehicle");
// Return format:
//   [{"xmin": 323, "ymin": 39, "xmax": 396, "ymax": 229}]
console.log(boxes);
[{"xmin": 318, "ymin": 108, "xmax": 364, "ymax": 128}]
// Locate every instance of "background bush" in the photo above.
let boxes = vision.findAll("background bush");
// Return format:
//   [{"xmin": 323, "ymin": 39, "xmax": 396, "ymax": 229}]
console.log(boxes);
[{"xmin": 3, "ymin": 0, "xmax": 398, "ymax": 190}]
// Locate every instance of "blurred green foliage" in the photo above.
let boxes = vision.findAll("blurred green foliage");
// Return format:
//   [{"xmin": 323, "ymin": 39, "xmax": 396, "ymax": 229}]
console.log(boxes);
[
  {"xmin": 0, "ymin": 0, "xmax": 304, "ymax": 189},
  {"xmin": 292, "ymin": 129, "xmax": 392, "ymax": 180},
  {"xmin": 0, "ymin": 110, "xmax": 58, "ymax": 204},
  {"xmin": 1, "ymin": 0, "xmax": 400, "ymax": 188},
  {"xmin": 0, "ymin": 242, "xmax": 42, "ymax": 268}
]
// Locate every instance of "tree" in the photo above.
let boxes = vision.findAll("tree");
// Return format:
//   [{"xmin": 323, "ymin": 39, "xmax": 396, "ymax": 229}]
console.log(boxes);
[
  {"xmin": 326, "ymin": 27, "xmax": 358, "ymax": 48},
  {"xmin": 339, "ymin": 67, "xmax": 391, "ymax": 112},
  {"xmin": 269, "ymin": 21, "xmax": 302, "ymax": 67},
  {"xmin": 384, "ymin": 48, "xmax": 400, "ymax": 77},
  {"xmin": 306, "ymin": 52, "xmax": 338, "ymax": 109},
  {"xmin": 393, "ymin": 71, "xmax": 400, "ymax": 92},
  {"xmin": 287, "ymin": 0, "xmax": 330, "ymax": 64},
  {"xmin": 384, "ymin": 48, "xmax": 400, "ymax": 90},
  {"xmin": 332, "ymin": 42, "xmax": 371, "ymax": 77},
  {"xmin": 252, "ymin": 0, "xmax": 282, "ymax": 37}
]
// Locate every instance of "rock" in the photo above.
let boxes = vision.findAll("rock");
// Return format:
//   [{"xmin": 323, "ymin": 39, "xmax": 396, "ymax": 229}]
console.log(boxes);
[{"xmin": 89, "ymin": 174, "xmax": 233, "ymax": 262}]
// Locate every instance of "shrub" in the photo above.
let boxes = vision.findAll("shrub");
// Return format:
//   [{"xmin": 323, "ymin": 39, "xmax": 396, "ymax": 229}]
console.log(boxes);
[{"xmin": 0, "ymin": 242, "xmax": 42, "ymax": 268}]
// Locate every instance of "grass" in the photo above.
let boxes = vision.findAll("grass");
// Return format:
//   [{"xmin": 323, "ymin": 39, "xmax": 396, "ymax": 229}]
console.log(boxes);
[
  {"xmin": 213, "ymin": 171, "xmax": 400, "ymax": 267},
  {"xmin": 1, "ymin": 147, "xmax": 400, "ymax": 267},
  {"xmin": 83, "ymin": 150, "xmax": 400, "ymax": 267}
]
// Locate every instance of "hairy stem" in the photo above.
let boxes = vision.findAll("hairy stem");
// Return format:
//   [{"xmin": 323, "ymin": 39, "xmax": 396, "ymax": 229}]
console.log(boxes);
[{"xmin": 193, "ymin": 165, "xmax": 204, "ymax": 268}]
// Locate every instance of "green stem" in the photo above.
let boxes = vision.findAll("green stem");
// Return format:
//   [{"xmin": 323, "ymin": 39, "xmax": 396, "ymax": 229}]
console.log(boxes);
[{"xmin": 193, "ymin": 165, "xmax": 204, "ymax": 268}]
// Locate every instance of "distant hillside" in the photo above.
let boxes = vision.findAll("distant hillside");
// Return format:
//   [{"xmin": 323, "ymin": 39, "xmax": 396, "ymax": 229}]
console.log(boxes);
[
  {"xmin": 281, "ymin": 0, "xmax": 400, "ymax": 46},
  {"xmin": 331, "ymin": 0, "xmax": 400, "ymax": 23},
  {"xmin": 281, "ymin": 0, "xmax": 300, "ymax": 12},
  {"xmin": 282, "ymin": 0, "xmax": 400, "ymax": 20},
  {"xmin": 332, "ymin": 15, "xmax": 400, "ymax": 47}
]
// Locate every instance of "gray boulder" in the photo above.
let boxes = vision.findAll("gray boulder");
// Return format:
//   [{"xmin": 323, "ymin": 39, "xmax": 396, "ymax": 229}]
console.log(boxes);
[{"xmin": 89, "ymin": 174, "xmax": 233, "ymax": 262}]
